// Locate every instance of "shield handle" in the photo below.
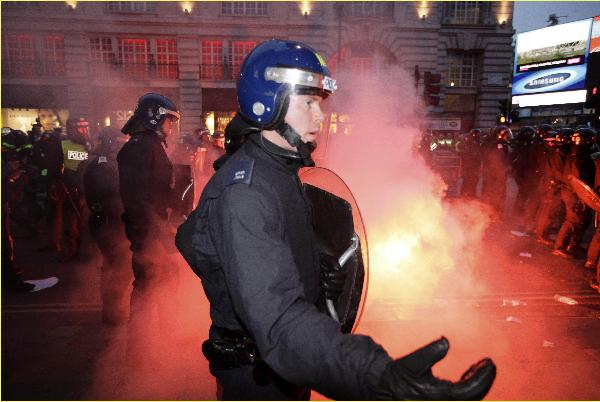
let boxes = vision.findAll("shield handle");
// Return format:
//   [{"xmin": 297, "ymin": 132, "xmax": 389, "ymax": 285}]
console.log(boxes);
[{"xmin": 326, "ymin": 233, "xmax": 359, "ymax": 322}]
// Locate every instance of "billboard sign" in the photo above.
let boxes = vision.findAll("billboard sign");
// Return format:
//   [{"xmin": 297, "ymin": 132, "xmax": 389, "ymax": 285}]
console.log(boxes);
[
  {"xmin": 512, "ymin": 18, "xmax": 593, "ymax": 107},
  {"xmin": 591, "ymin": 16, "xmax": 600, "ymax": 53}
]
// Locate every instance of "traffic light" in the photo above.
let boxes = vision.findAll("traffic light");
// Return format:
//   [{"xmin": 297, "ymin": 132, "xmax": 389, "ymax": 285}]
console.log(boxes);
[
  {"xmin": 498, "ymin": 100, "xmax": 508, "ymax": 116},
  {"xmin": 585, "ymin": 85, "xmax": 599, "ymax": 109},
  {"xmin": 497, "ymin": 99, "xmax": 509, "ymax": 124},
  {"xmin": 424, "ymin": 71, "xmax": 441, "ymax": 106}
]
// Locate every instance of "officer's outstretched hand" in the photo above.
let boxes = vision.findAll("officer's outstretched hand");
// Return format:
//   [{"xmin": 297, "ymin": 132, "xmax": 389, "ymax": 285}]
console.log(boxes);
[
  {"xmin": 375, "ymin": 337, "xmax": 496, "ymax": 400},
  {"xmin": 320, "ymin": 253, "xmax": 348, "ymax": 301}
]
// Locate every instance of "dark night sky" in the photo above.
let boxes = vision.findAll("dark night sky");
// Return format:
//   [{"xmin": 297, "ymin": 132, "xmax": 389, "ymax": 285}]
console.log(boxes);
[{"xmin": 513, "ymin": 1, "xmax": 600, "ymax": 33}]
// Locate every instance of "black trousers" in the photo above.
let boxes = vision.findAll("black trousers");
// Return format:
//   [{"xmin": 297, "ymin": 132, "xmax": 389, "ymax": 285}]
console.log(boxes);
[
  {"xmin": 89, "ymin": 214, "xmax": 132, "ymax": 324},
  {"xmin": 210, "ymin": 364, "xmax": 310, "ymax": 401}
]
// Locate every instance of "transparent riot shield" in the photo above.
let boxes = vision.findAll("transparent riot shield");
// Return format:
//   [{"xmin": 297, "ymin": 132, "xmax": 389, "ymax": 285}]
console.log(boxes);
[{"xmin": 300, "ymin": 167, "xmax": 369, "ymax": 334}]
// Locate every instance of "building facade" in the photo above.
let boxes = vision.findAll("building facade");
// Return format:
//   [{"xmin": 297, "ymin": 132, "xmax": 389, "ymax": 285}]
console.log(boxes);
[{"xmin": 1, "ymin": 1, "xmax": 514, "ymax": 136}]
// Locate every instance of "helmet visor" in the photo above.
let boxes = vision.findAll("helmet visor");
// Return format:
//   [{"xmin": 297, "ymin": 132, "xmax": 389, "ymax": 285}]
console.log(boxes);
[
  {"xmin": 265, "ymin": 67, "xmax": 337, "ymax": 95},
  {"xmin": 158, "ymin": 106, "xmax": 180, "ymax": 121}
]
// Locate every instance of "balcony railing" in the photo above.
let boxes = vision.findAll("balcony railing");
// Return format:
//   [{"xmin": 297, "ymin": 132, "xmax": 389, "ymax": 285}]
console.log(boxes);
[
  {"xmin": 2, "ymin": 60, "xmax": 65, "ymax": 78},
  {"xmin": 88, "ymin": 61, "xmax": 178, "ymax": 80},
  {"xmin": 200, "ymin": 63, "xmax": 240, "ymax": 81}
]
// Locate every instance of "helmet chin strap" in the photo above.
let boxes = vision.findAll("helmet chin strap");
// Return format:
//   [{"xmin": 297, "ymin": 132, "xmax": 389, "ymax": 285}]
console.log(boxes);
[{"xmin": 275, "ymin": 122, "xmax": 315, "ymax": 167}]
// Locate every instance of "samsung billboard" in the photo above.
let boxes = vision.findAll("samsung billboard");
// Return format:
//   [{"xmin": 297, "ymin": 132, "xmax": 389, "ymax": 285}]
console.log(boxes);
[{"xmin": 512, "ymin": 18, "xmax": 594, "ymax": 107}]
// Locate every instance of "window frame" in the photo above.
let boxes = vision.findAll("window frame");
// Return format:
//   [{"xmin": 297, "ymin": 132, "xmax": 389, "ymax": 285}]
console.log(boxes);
[
  {"xmin": 221, "ymin": 1, "xmax": 267, "ymax": 16},
  {"xmin": 42, "ymin": 34, "xmax": 65, "ymax": 77},
  {"xmin": 343, "ymin": 2, "xmax": 394, "ymax": 19},
  {"xmin": 89, "ymin": 36, "xmax": 179, "ymax": 80},
  {"xmin": 2, "ymin": 33, "xmax": 36, "ymax": 77},
  {"xmin": 445, "ymin": 50, "xmax": 481, "ymax": 88},
  {"xmin": 441, "ymin": 1, "xmax": 491, "ymax": 25},
  {"xmin": 200, "ymin": 40, "xmax": 224, "ymax": 80},
  {"xmin": 200, "ymin": 40, "xmax": 256, "ymax": 81},
  {"xmin": 105, "ymin": 1, "xmax": 157, "ymax": 13},
  {"xmin": 2, "ymin": 32, "xmax": 66, "ymax": 78}
]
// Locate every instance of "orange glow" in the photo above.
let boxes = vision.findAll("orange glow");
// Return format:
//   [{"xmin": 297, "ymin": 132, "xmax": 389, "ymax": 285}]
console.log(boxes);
[{"xmin": 320, "ymin": 71, "xmax": 493, "ymax": 319}]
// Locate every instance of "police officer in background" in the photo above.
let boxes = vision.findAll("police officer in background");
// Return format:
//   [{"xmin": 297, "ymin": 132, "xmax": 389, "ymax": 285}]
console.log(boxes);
[
  {"xmin": 31, "ymin": 126, "xmax": 64, "ymax": 254},
  {"xmin": 534, "ymin": 125, "xmax": 567, "ymax": 244},
  {"xmin": 552, "ymin": 128, "xmax": 595, "ymax": 258},
  {"xmin": 176, "ymin": 39, "xmax": 496, "ymax": 400},
  {"xmin": 212, "ymin": 112, "xmax": 257, "ymax": 171},
  {"xmin": 481, "ymin": 125, "xmax": 512, "ymax": 217},
  {"xmin": 2, "ymin": 128, "xmax": 35, "ymax": 292},
  {"xmin": 50, "ymin": 118, "xmax": 90, "ymax": 262},
  {"xmin": 457, "ymin": 128, "xmax": 482, "ymax": 198},
  {"xmin": 118, "ymin": 93, "xmax": 180, "ymax": 361},
  {"xmin": 511, "ymin": 126, "xmax": 538, "ymax": 224},
  {"xmin": 83, "ymin": 127, "xmax": 131, "ymax": 325}
]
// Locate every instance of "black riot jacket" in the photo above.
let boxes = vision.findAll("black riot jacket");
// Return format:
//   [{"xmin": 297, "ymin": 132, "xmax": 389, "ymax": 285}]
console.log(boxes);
[
  {"xmin": 83, "ymin": 151, "xmax": 122, "ymax": 221},
  {"xmin": 176, "ymin": 132, "xmax": 391, "ymax": 400},
  {"xmin": 117, "ymin": 130, "xmax": 174, "ymax": 242}
]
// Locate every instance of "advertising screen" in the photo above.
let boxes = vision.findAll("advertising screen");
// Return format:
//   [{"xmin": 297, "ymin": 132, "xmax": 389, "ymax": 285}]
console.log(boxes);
[
  {"xmin": 512, "ymin": 18, "xmax": 593, "ymax": 106},
  {"xmin": 591, "ymin": 16, "xmax": 600, "ymax": 53}
]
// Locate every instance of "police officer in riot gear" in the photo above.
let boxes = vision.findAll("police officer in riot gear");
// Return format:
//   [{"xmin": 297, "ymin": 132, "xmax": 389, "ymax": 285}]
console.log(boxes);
[
  {"xmin": 583, "ymin": 128, "xmax": 600, "ymax": 273},
  {"xmin": 83, "ymin": 127, "xmax": 131, "ymax": 325},
  {"xmin": 49, "ymin": 118, "xmax": 90, "ymax": 261},
  {"xmin": 552, "ymin": 128, "xmax": 595, "ymax": 257},
  {"xmin": 2, "ymin": 128, "xmax": 36, "ymax": 292},
  {"xmin": 457, "ymin": 128, "xmax": 482, "ymax": 198},
  {"xmin": 176, "ymin": 39, "xmax": 496, "ymax": 400},
  {"xmin": 534, "ymin": 126, "xmax": 570, "ymax": 244},
  {"xmin": 481, "ymin": 125, "xmax": 512, "ymax": 217},
  {"xmin": 511, "ymin": 126, "xmax": 538, "ymax": 223},
  {"xmin": 118, "ymin": 93, "xmax": 180, "ymax": 362}
]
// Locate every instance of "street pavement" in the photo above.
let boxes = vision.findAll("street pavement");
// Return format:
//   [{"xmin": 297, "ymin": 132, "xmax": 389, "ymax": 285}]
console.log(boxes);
[{"xmin": 2, "ymin": 216, "xmax": 600, "ymax": 400}]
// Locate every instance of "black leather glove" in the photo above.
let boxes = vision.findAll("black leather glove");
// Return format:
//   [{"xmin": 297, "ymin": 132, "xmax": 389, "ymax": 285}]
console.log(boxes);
[
  {"xmin": 375, "ymin": 337, "xmax": 496, "ymax": 400},
  {"xmin": 320, "ymin": 253, "xmax": 348, "ymax": 301}
]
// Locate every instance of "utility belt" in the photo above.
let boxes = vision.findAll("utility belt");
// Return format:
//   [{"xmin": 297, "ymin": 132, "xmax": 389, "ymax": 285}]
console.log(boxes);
[{"xmin": 202, "ymin": 327, "xmax": 272, "ymax": 385}]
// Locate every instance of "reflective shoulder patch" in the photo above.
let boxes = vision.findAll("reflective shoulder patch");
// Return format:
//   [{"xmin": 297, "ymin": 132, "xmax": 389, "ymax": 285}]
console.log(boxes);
[
  {"xmin": 226, "ymin": 158, "xmax": 255, "ymax": 186},
  {"xmin": 98, "ymin": 156, "xmax": 108, "ymax": 164}
]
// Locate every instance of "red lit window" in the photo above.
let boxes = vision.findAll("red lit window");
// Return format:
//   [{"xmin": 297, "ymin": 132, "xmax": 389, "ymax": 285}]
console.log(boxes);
[
  {"xmin": 118, "ymin": 38, "xmax": 149, "ymax": 77},
  {"xmin": 201, "ymin": 40, "xmax": 224, "ymax": 80},
  {"xmin": 229, "ymin": 41, "xmax": 256, "ymax": 79},
  {"xmin": 42, "ymin": 34, "xmax": 65, "ymax": 76},
  {"xmin": 2, "ymin": 33, "xmax": 35, "ymax": 77},
  {"xmin": 156, "ymin": 39, "xmax": 178, "ymax": 79}
]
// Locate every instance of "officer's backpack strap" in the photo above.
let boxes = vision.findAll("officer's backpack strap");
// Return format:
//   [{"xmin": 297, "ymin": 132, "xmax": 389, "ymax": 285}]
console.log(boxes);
[{"xmin": 225, "ymin": 158, "xmax": 255, "ymax": 186}]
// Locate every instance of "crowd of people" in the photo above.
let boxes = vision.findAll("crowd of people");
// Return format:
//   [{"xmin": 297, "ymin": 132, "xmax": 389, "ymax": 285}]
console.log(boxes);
[
  {"xmin": 1, "ymin": 114, "xmax": 224, "ymax": 294},
  {"xmin": 420, "ymin": 124, "xmax": 600, "ymax": 293}
]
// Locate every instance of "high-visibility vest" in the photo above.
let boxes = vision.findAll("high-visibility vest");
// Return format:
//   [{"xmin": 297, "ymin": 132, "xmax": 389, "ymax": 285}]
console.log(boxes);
[{"xmin": 61, "ymin": 139, "xmax": 88, "ymax": 172}]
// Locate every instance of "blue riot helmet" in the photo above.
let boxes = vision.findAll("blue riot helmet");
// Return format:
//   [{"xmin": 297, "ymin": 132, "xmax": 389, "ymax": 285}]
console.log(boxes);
[
  {"xmin": 121, "ymin": 93, "xmax": 180, "ymax": 138},
  {"xmin": 236, "ymin": 39, "xmax": 337, "ymax": 165}
]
